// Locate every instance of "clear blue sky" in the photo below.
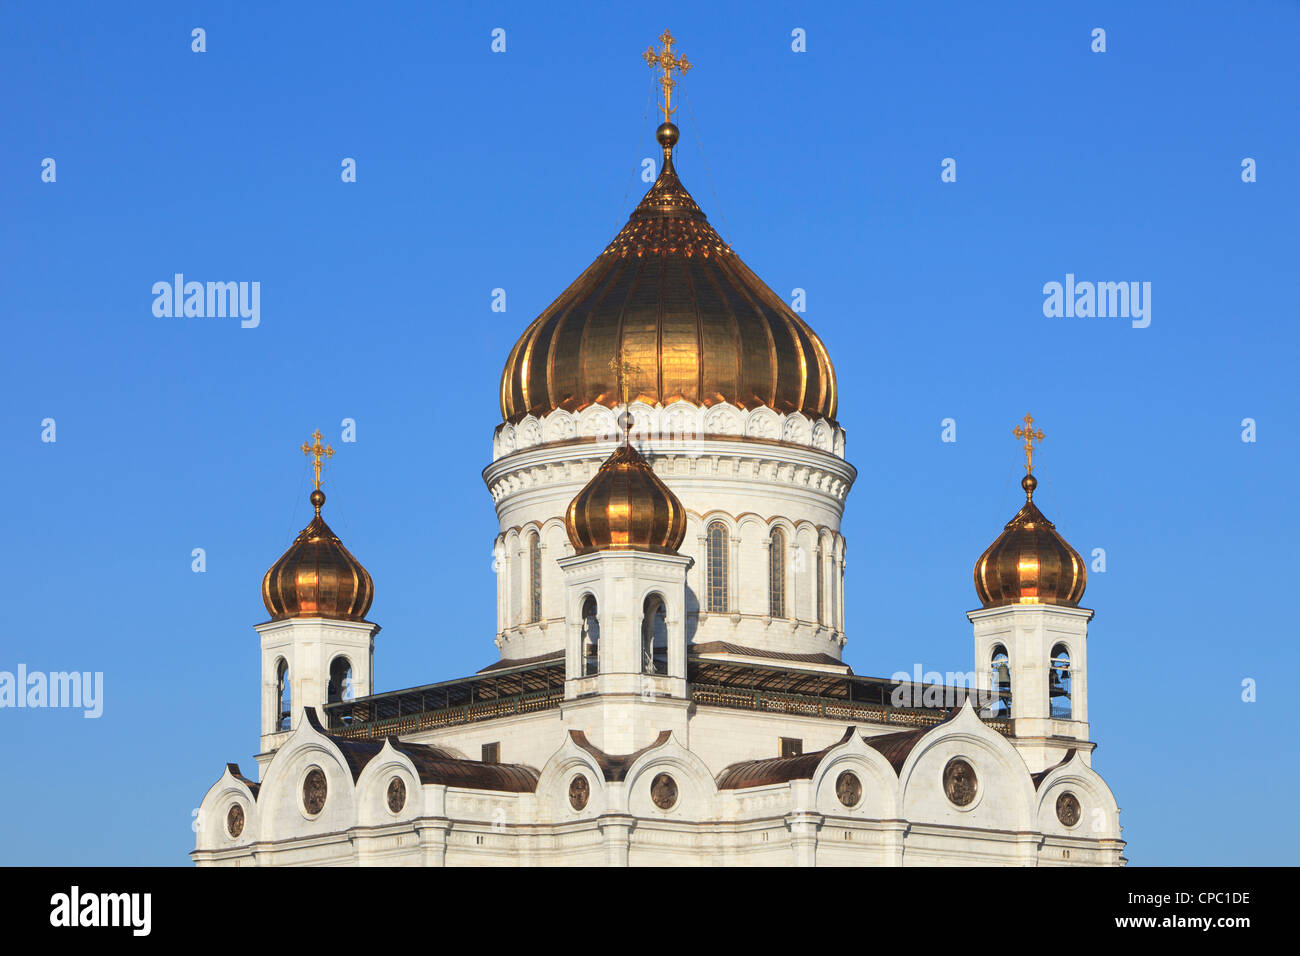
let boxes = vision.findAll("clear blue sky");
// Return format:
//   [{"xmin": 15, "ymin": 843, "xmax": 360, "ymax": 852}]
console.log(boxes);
[{"xmin": 1, "ymin": 1, "xmax": 1295, "ymax": 865}]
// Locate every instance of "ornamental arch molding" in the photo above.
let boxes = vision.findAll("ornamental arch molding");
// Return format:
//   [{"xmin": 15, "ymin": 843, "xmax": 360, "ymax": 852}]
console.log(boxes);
[
  {"xmin": 1034, "ymin": 759, "xmax": 1122, "ymax": 840},
  {"xmin": 534, "ymin": 737, "xmax": 613, "ymax": 823},
  {"xmin": 253, "ymin": 710, "xmax": 359, "ymax": 843},
  {"xmin": 193, "ymin": 765, "xmax": 259, "ymax": 854},
  {"xmin": 354, "ymin": 740, "xmax": 423, "ymax": 828},
  {"xmin": 896, "ymin": 700, "xmax": 1036, "ymax": 832},
  {"xmin": 623, "ymin": 734, "xmax": 718, "ymax": 819},
  {"xmin": 809, "ymin": 729, "xmax": 901, "ymax": 820}
]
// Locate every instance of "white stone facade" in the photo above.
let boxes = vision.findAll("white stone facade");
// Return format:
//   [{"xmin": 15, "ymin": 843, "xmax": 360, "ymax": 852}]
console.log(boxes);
[{"xmin": 193, "ymin": 700, "xmax": 1125, "ymax": 866}]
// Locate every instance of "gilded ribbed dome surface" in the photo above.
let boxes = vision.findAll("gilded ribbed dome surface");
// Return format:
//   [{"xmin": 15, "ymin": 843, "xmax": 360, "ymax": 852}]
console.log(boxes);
[
  {"xmin": 566, "ymin": 440, "xmax": 687, "ymax": 555},
  {"xmin": 974, "ymin": 476, "xmax": 1086, "ymax": 608},
  {"xmin": 500, "ymin": 124, "xmax": 837, "ymax": 426},
  {"xmin": 262, "ymin": 490, "xmax": 374, "ymax": 621}
]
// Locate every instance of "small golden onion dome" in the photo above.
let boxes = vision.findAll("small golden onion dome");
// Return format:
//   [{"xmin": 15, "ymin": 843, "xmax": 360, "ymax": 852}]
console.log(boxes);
[
  {"xmin": 974, "ymin": 475, "xmax": 1086, "ymax": 608},
  {"xmin": 565, "ymin": 437, "xmax": 687, "ymax": 555},
  {"xmin": 262, "ymin": 489, "xmax": 374, "ymax": 621},
  {"xmin": 500, "ymin": 121, "xmax": 837, "ymax": 426}
]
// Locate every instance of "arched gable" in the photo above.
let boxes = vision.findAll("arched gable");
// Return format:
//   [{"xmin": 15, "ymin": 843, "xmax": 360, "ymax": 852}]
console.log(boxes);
[
  {"xmin": 623, "ymin": 733, "xmax": 717, "ymax": 820},
  {"xmin": 253, "ymin": 708, "xmax": 359, "ymax": 843},
  {"xmin": 534, "ymin": 733, "xmax": 613, "ymax": 823},
  {"xmin": 896, "ymin": 700, "xmax": 1036, "ymax": 832},
  {"xmin": 1034, "ymin": 752, "xmax": 1122, "ymax": 840},
  {"xmin": 809, "ymin": 729, "xmax": 900, "ymax": 820}
]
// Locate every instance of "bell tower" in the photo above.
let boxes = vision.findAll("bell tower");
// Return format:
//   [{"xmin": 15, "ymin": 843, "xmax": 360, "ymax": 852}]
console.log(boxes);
[
  {"xmin": 256, "ymin": 431, "xmax": 378, "ymax": 767},
  {"xmin": 969, "ymin": 416, "xmax": 1091, "ymax": 772},
  {"xmin": 558, "ymin": 362, "xmax": 692, "ymax": 753}
]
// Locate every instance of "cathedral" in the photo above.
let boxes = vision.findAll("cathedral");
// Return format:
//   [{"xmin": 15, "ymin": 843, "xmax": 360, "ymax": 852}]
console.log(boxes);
[{"xmin": 193, "ymin": 32, "xmax": 1125, "ymax": 866}]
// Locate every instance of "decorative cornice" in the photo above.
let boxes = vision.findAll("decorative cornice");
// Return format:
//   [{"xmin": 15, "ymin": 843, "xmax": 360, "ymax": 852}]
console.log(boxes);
[
  {"xmin": 484, "ymin": 437, "xmax": 856, "ymax": 508},
  {"xmin": 492, "ymin": 401, "xmax": 846, "ymax": 463}
]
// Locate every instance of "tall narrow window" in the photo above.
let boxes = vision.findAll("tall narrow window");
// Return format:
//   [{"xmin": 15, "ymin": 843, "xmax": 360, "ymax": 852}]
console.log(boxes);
[
  {"xmin": 528, "ymin": 532, "xmax": 542, "ymax": 623},
  {"xmin": 768, "ymin": 528, "xmax": 786, "ymax": 618},
  {"xmin": 990, "ymin": 646, "xmax": 1011, "ymax": 718},
  {"xmin": 1050, "ymin": 645, "xmax": 1072, "ymax": 719},
  {"xmin": 642, "ymin": 595, "xmax": 668, "ymax": 674},
  {"xmin": 328, "ymin": 656, "xmax": 353, "ymax": 704},
  {"xmin": 581, "ymin": 596, "xmax": 600, "ymax": 676},
  {"xmin": 831, "ymin": 547, "xmax": 840, "ymax": 628},
  {"xmin": 276, "ymin": 659, "xmax": 291, "ymax": 732},
  {"xmin": 706, "ymin": 521, "xmax": 729, "ymax": 613},
  {"xmin": 815, "ymin": 547, "xmax": 824, "ymax": 625}
]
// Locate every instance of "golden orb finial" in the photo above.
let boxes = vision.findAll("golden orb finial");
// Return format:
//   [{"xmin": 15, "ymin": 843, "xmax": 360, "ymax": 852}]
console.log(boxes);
[{"xmin": 643, "ymin": 29, "xmax": 692, "ymax": 125}]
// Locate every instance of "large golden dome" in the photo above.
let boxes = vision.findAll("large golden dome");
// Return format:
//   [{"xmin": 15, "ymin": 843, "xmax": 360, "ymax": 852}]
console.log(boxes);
[
  {"xmin": 566, "ymin": 437, "xmax": 687, "ymax": 555},
  {"xmin": 262, "ymin": 489, "xmax": 374, "ymax": 621},
  {"xmin": 974, "ymin": 474, "xmax": 1086, "ymax": 609},
  {"xmin": 500, "ymin": 122, "xmax": 837, "ymax": 426}
]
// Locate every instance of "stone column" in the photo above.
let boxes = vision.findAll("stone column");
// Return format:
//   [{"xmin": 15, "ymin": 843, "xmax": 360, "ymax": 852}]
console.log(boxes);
[
  {"xmin": 416, "ymin": 818, "xmax": 452, "ymax": 867},
  {"xmin": 598, "ymin": 813, "xmax": 634, "ymax": 867},
  {"xmin": 785, "ymin": 810, "xmax": 823, "ymax": 866}
]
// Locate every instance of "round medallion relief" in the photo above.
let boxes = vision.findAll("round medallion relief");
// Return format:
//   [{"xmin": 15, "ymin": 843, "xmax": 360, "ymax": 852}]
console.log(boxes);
[
  {"xmin": 650, "ymin": 772, "xmax": 678, "ymax": 810},
  {"xmin": 226, "ymin": 803, "xmax": 244, "ymax": 838},
  {"xmin": 302, "ymin": 767, "xmax": 328, "ymax": 815},
  {"xmin": 568, "ymin": 774, "xmax": 590, "ymax": 811},
  {"xmin": 943, "ymin": 758, "xmax": 978, "ymax": 807},
  {"xmin": 386, "ymin": 777, "xmax": 406, "ymax": 814},
  {"xmin": 835, "ymin": 771, "xmax": 862, "ymax": 808},
  {"xmin": 1056, "ymin": 791, "xmax": 1081, "ymax": 827}
]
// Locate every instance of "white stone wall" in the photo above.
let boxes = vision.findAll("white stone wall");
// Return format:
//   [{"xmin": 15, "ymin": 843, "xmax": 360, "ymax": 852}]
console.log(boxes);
[{"xmin": 193, "ymin": 700, "xmax": 1125, "ymax": 867}]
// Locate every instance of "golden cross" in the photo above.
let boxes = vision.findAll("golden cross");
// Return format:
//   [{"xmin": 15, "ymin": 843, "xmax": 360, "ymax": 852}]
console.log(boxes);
[
  {"xmin": 609, "ymin": 354, "xmax": 642, "ymax": 407},
  {"xmin": 642, "ymin": 30, "xmax": 692, "ymax": 123},
  {"xmin": 301, "ymin": 429, "xmax": 334, "ymax": 490},
  {"xmin": 1012, "ymin": 414, "xmax": 1045, "ymax": 474},
  {"xmin": 609, "ymin": 353, "xmax": 642, "ymax": 443}
]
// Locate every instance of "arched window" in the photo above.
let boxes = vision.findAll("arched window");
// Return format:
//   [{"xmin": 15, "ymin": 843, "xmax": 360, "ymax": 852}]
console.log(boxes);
[
  {"xmin": 768, "ymin": 528, "xmax": 786, "ymax": 619},
  {"xmin": 581, "ymin": 596, "xmax": 600, "ymax": 677},
  {"xmin": 990, "ymin": 645, "xmax": 1011, "ymax": 718},
  {"xmin": 1050, "ymin": 644, "xmax": 1072, "ymax": 718},
  {"xmin": 706, "ymin": 521, "xmax": 729, "ymax": 613},
  {"xmin": 275, "ymin": 659, "xmax": 291, "ymax": 732},
  {"xmin": 815, "ymin": 546, "xmax": 824, "ymax": 625},
  {"xmin": 328, "ymin": 656, "xmax": 353, "ymax": 704},
  {"xmin": 528, "ymin": 532, "xmax": 542, "ymax": 623},
  {"xmin": 642, "ymin": 595, "xmax": 668, "ymax": 674}
]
